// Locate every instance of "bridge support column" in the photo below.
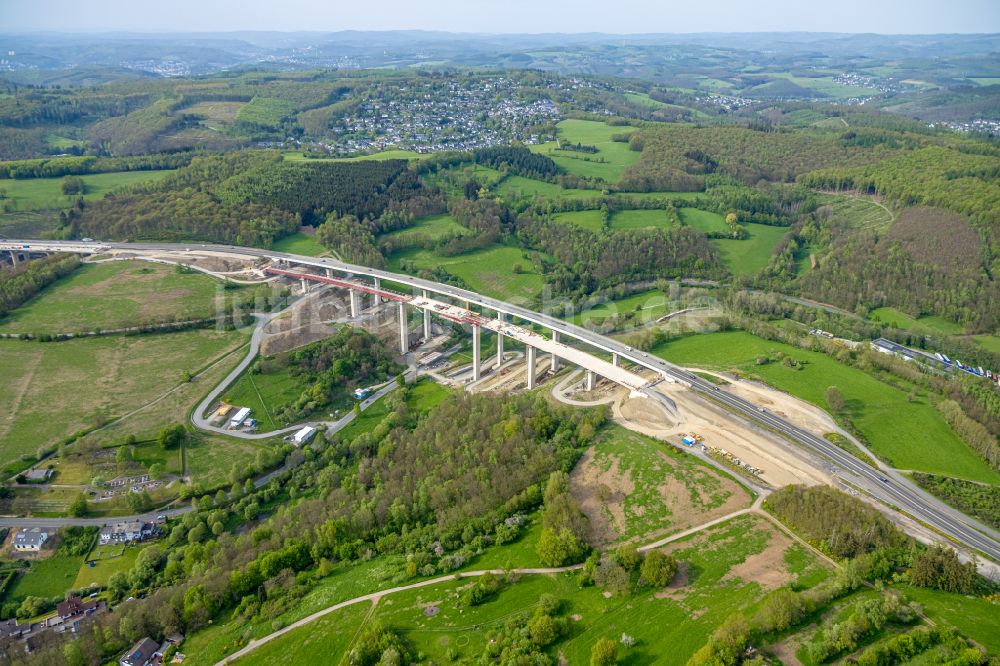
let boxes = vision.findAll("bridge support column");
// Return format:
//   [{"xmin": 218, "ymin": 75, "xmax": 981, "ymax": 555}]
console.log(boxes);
[
  {"xmin": 526, "ymin": 346, "xmax": 536, "ymax": 390},
  {"xmin": 300, "ymin": 278, "xmax": 308, "ymax": 294},
  {"xmin": 495, "ymin": 312, "xmax": 504, "ymax": 368},
  {"xmin": 349, "ymin": 289, "xmax": 360, "ymax": 318},
  {"xmin": 612, "ymin": 353, "xmax": 620, "ymax": 367},
  {"xmin": 398, "ymin": 302, "xmax": 408, "ymax": 354},
  {"xmin": 9, "ymin": 250, "xmax": 18, "ymax": 266},
  {"xmin": 422, "ymin": 291, "xmax": 431, "ymax": 339},
  {"xmin": 325, "ymin": 268, "xmax": 332, "ymax": 278},
  {"xmin": 586, "ymin": 371, "xmax": 596, "ymax": 392},
  {"xmin": 472, "ymin": 324, "xmax": 481, "ymax": 381},
  {"xmin": 373, "ymin": 278, "xmax": 381, "ymax": 305},
  {"xmin": 550, "ymin": 330, "xmax": 560, "ymax": 372}
]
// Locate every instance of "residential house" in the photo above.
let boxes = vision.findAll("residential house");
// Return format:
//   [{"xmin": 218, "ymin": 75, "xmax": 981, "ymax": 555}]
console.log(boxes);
[
  {"xmin": 120, "ymin": 637, "xmax": 160, "ymax": 666},
  {"xmin": 99, "ymin": 521, "xmax": 154, "ymax": 545},
  {"xmin": 12, "ymin": 528, "xmax": 48, "ymax": 552}
]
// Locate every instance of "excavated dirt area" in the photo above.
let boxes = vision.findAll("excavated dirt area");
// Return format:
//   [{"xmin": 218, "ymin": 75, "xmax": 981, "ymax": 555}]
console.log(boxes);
[
  {"xmin": 612, "ymin": 383, "xmax": 831, "ymax": 488},
  {"xmin": 715, "ymin": 374, "xmax": 839, "ymax": 436}
]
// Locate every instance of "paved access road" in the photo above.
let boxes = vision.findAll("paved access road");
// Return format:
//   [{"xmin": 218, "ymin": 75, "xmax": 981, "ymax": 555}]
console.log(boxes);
[{"xmin": 4, "ymin": 239, "xmax": 999, "ymax": 561}]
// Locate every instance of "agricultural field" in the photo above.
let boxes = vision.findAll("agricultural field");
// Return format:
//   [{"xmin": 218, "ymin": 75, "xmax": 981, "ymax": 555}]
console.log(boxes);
[
  {"xmin": 869, "ymin": 306, "xmax": 964, "ymax": 336},
  {"xmin": 183, "ymin": 434, "xmax": 277, "ymax": 493},
  {"xmin": 0, "ymin": 169, "xmax": 175, "ymax": 212},
  {"xmin": 571, "ymin": 289, "xmax": 670, "ymax": 327},
  {"xmin": 232, "ymin": 513, "xmax": 831, "ymax": 666},
  {"xmin": 528, "ymin": 119, "xmax": 641, "ymax": 182},
  {"xmin": 0, "ymin": 260, "xmax": 244, "ymax": 334},
  {"xmin": 569, "ymin": 426, "xmax": 752, "ymax": 545},
  {"xmin": 380, "ymin": 213, "xmax": 469, "ymax": 245},
  {"xmin": 0, "ymin": 328, "xmax": 246, "ymax": 471},
  {"xmin": 974, "ymin": 335, "xmax": 1000, "ymax": 354},
  {"xmin": 388, "ymin": 244, "xmax": 545, "ymax": 302},
  {"xmin": 651, "ymin": 330, "xmax": 1000, "ymax": 483},
  {"xmin": 610, "ymin": 208, "xmax": 677, "ymax": 231},
  {"xmin": 900, "ymin": 585, "xmax": 1000, "ymax": 654},
  {"xmin": 270, "ymin": 232, "xmax": 328, "ymax": 257}
]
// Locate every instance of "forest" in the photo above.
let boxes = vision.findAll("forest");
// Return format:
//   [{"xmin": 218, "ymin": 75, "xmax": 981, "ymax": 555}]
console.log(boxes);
[{"xmin": 0, "ymin": 253, "xmax": 81, "ymax": 317}]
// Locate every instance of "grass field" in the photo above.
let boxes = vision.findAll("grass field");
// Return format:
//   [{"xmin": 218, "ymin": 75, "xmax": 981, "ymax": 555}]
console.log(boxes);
[
  {"xmin": 235, "ymin": 97, "xmax": 296, "ymax": 128},
  {"xmin": 7, "ymin": 552, "xmax": 85, "ymax": 601},
  {"xmin": 495, "ymin": 174, "xmax": 603, "ymax": 201},
  {"xmin": 380, "ymin": 214, "xmax": 469, "ymax": 245},
  {"xmin": 611, "ymin": 208, "xmax": 677, "ymax": 231},
  {"xmin": 899, "ymin": 585, "xmax": 1000, "ymax": 654},
  {"xmin": 528, "ymin": 119, "xmax": 640, "ymax": 182},
  {"xmin": 0, "ymin": 329, "xmax": 245, "ymax": 470},
  {"xmin": 571, "ymin": 289, "xmax": 669, "ymax": 326},
  {"xmin": 233, "ymin": 513, "xmax": 830, "ymax": 666},
  {"xmin": 0, "ymin": 169, "xmax": 175, "ymax": 212},
  {"xmin": 869, "ymin": 307, "xmax": 964, "ymax": 336},
  {"xmin": 0, "ymin": 260, "xmax": 240, "ymax": 334},
  {"xmin": 73, "ymin": 544, "xmax": 145, "ymax": 589},
  {"xmin": 271, "ymin": 233, "xmax": 328, "ymax": 257},
  {"xmin": 713, "ymin": 224, "xmax": 789, "ymax": 276},
  {"xmin": 573, "ymin": 426, "xmax": 752, "ymax": 544},
  {"xmin": 651, "ymin": 331, "xmax": 999, "ymax": 483},
  {"xmin": 974, "ymin": 335, "xmax": 1000, "ymax": 354},
  {"xmin": 768, "ymin": 73, "xmax": 876, "ymax": 99},
  {"xmin": 678, "ymin": 207, "xmax": 729, "ymax": 234},
  {"xmin": 388, "ymin": 244, "xmax": 545, "ymax": 302},
  {"xmin": 676, "ymin": 208, "xmax": 788, "ymax": 275},
  {"xmin": 552, "ymin": 209, "xmax": 605, "ymax": 232},
  {"xmin": 223, "ymin": 365, "xmax": 309, "ymax": 432}
]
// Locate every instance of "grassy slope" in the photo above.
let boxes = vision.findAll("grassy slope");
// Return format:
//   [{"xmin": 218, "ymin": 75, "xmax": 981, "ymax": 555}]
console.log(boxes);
[
  {"xmin": 0, "ymin": 329, "xmax": 245, "ymax": 468},
  {"xmin": 7, "ymin": 552, "xmax": 85, "ymax": 600},
  {"xmin": 571, "ymin": 289, "xmax": 669, "ymax": 326},
  {"xmin": 0, "ymin": 169, "xmax": 175, "ymax": 212},
  {"xmin": 678, "ymin": 207, "xmax": 789, "ymax": 276},
  {"xmin": 233, "ymin": 513, "xmax": 830, "ymax": 666},
  {"xmin": 651, "ymin": 331, "xmax": 999, "ymax": 483},
  {"xmin": 528, "ymin": 119, "xmax": 641, "ymax": 182},
  {"xmin": 0, "ymin": 260, "xmax": 240, "ymax": 334},
  {"xmin": 387, "ymin": 244, "xmax": 545, "ymax": 302},
  {"xmin": 380, "ymin": 214, "xmax": 468, "ymax": 244},
  {"xmin": 611, "ymin": 208, "xmax": 676, "ymax": 230},
  {"xmin": 869, "ymin": 307, "xmax": 964, "ymax": 336},
  {"xmin": 270, "ymin": 233, "xmax": 328, "ymax": 257}
]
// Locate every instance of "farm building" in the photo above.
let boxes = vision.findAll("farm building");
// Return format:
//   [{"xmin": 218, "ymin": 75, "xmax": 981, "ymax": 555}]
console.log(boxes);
[{"xmin": 292, "ymin": 426, "xmax": 317, "ymax": 446}]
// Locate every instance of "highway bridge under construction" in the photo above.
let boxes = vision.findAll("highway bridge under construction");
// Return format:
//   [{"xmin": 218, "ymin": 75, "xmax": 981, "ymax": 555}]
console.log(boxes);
[{"xmin": 3, "ymin": 239, "xmax": 999, "ymax": 564}]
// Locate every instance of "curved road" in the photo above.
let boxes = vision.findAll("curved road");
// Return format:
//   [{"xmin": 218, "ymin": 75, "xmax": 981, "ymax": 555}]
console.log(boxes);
[{"xmin": 4, "ymin": 239, "xmax": 999, "ymax": 561}]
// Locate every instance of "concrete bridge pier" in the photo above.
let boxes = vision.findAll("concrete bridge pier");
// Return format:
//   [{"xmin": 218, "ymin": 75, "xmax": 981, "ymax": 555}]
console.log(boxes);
[
  {"xmin": 325, "ymin": 268, "xmax": 333, "ymax": 278},
  {"xmin": 349, "ymin": 289, "xmax": 361, "ymax": 318},
  {"xmin": 550, "ymin": 330, "xmax": 560, "ymax": 372},
  {"xmin": 8, "ymin": 250, "xmax": 19, "ymax": 266},
  {"xmin": 526, "ymin": 346, "xmax": 536, "ymax": 390},
  {"xmin": 472, "ymin": 324, "xmax": 481, "ymax": 381},
  {"xmin": 373, "ymin": 278, "xmax": 381, "ymax": 305},
  {"xmin": 398, "ymin": 301, "xmax": 408, "ymax": 354},
  {"xmin": 495, "ymin": 312, "xmax": 505, "ymax": 368},
  {"xmin": 612, "ymin": 353, "xmax": 620, "ymax": 367},
  {"xmin": 586, "ymin": 371, "xmax": 596, "ymax": 392},
  {"xmin": 422, "ymin": 291, "xmax": 431, "ymax": 339},
  {"xmin": 300, "ymin": 278, "xmax": 308, "ymax": 294}
]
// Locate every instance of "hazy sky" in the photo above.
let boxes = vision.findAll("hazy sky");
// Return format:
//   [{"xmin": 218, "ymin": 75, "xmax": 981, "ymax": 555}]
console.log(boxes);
[{"xmin": 2, "ymin": 0, "xmax": 999, "ymax": 34}]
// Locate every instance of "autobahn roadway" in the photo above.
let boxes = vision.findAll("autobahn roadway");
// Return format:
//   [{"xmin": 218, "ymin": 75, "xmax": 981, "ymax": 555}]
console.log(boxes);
[{"xmin": 5, "ymin": 239, "xmax": 1000, "ymax": 561}]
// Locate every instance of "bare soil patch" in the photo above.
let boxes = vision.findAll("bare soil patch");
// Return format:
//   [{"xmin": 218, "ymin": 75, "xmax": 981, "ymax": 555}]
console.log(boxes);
[
  {"xmin": 570, "ymin": 447, "xmax": 631, "ymax": 544},
  {"xmin": 722, "ymin": 522, "xmax": 794, "ymax": 591}
]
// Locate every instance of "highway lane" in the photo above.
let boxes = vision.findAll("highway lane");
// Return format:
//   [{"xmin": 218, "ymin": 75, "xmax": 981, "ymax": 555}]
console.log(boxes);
[{"xmin": 5, "ymin": 239, "xmax": 999, "ymax": 560}]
